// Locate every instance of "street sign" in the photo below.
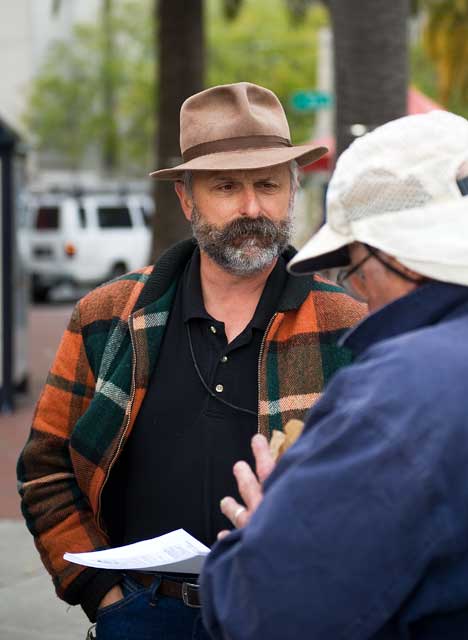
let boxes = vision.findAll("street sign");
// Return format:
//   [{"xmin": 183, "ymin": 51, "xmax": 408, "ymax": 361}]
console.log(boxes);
[{"xmin": 290, "ymin": 90, "xmax": 333, "ymax": 112}]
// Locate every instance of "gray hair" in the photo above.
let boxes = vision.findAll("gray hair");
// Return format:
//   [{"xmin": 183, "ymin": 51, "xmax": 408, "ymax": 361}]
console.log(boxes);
[
  {"xmin": 289, "ymin": 160, "xmax": 299, "ymax": 194},
  {"xmin": 288, "ymin": 160, "xmax": 299, "ymax": 211},
  {"xmin": 182, "ymin": 170, "xmax": 194, "ymax": 199}
]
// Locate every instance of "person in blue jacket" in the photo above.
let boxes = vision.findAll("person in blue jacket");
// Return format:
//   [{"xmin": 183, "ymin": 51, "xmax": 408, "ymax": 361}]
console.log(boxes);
[{"xmin": 200, "ymin": 110, "xmax": 468, "ymax": 640}]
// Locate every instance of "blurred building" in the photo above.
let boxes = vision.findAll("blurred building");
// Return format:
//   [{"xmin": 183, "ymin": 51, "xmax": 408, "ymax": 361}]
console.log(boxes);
[
  {"xmin": 0, "ymin": 0, "xmax": 98, "ymax": 134},
  {"xmin": 0, "ymin": 1, "xmax": 146, "ymax": 192}
]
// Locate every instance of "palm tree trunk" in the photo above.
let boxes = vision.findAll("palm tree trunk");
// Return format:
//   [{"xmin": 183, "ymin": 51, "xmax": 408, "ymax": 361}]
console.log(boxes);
[
  {"xmin": 329, "ymin": 0, "xmax": 409, "ymax": 158},
  {"xmin": 152, "ymin": 0, "xmax": 205, "ymax": 260}
]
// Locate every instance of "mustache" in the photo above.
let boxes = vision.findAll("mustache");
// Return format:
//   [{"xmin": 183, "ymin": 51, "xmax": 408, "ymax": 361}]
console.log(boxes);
[
  {"xmin": 205, "ymin": 216, "xmax": 283, "ymax": 243},
  {"xmin": 191, "ymin": 208, "xmax": 292, "ymax": 275}
]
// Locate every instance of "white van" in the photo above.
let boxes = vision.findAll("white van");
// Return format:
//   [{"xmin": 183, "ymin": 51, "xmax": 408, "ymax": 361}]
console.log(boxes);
[{"xmin": 20, "ymin": 192, "xmax": 154, "ymax": 301}]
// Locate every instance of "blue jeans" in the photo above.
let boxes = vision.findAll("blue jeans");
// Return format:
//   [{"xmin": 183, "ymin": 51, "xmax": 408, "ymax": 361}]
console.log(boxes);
[{"xmin": 93, "ymin": 574, "xmax": 210, "ymax": 640}]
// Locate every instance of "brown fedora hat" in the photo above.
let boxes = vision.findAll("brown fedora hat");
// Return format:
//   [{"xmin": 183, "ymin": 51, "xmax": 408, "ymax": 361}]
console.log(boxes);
[{"xmin": 150, "ymin": 82, "xmax": 328, "ymax": 180}]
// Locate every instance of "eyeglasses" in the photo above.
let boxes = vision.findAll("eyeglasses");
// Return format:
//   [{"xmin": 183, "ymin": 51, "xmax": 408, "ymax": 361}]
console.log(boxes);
[
  {"xmin": 336, "ymin": 252, "xmax": 373, "ymax": 302},
  {"xmin": 337, "ymin": 244, "xmax": 425, "ymax": 302}
]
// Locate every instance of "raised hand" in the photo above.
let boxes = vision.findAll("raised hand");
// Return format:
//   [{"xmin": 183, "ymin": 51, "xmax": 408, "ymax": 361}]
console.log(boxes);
[{"xmin": 218, "ymin": 434, "xmax": 275, "ymax": 537}]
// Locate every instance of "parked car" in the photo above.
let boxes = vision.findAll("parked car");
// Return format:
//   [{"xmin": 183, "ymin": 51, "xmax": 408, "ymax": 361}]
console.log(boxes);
[{"xmin": 19, "ymin": 192, "xmax": 154, "ymax": 301}]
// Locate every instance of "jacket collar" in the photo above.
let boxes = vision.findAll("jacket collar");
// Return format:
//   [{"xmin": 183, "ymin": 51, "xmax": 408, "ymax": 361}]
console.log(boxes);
[
  {"xmin": 342, "ymin": 281, "xmax": 468, "ymax": 358},
  {"xmin": 133, "ymin": 238, "xmax": 197, "ymax": 312},
  {"xmin": 133, "ymin": 239, "xmax": 316, "ymax": 315}
]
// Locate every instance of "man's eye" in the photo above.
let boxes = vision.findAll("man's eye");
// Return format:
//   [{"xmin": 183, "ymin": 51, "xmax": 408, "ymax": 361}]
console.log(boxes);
[
  {"xmin": 217, "ymin": 183, "xmax": 234, "ymax": 191},
  {"xmin": 261, "ymin": 182, "xmax": 278, "ymax": 190}
]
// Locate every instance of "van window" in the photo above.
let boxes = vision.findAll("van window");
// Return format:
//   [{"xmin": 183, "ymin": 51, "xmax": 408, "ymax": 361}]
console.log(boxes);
[
  {"xmin": 78, "ymin": 206, "xmax": 87, "ymax": 228},
  {"xmin": 97, "ymin": 206, "xmax": 132, "ymax": 228},
  {"xmin": 35, "ymin": 207, "xmax": 59, "ymax": 230}
]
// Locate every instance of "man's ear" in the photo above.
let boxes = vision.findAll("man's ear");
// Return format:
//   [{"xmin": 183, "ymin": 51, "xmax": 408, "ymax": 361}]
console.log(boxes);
[{"xmin": 174, "ymin": 181, "xmax": 194, "ymax": 222}]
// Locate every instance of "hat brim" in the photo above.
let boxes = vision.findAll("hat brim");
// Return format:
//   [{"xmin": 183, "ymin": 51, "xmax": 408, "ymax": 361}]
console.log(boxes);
[
  {"xmin": 287, "ymin": 222, "xmax": 353, "ymax": 275},
  {"xmin": 149, "ymin": 144, "xmax": 328, "ymax": 180}
]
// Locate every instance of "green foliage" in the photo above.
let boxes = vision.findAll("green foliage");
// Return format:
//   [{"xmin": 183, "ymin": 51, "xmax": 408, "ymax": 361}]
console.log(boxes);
[
  {"xmin": 222, "ymin": 0, "xmax": 243, "ymax": 19},
  {"xmin": 25, "ymin": 0, "xmax": 329, "ymax": 171},
  {"xmin": 411, "ymin": 46, "xmax": 468, "ymax": 120},
  {"xmin": 24, "ymin": 0, "xmax": 155, "ymax": 174},
  {"xmin": 411, "ymin": 1, "xmax": 468, "ymax": 120},
  {"xmin": 415, "ymin": 0, "xmax": 468, "ymax": 108},
  {"xmin": 25, "ymin": 26, "xmax": 100, "ymax": 168},
  {"xmin": 286, "ymin": 0, "xmax": 322, "ymax": 25},
  {"xmin": 207, "ymin": 0, "xmax": 329, "ymax": 143}
]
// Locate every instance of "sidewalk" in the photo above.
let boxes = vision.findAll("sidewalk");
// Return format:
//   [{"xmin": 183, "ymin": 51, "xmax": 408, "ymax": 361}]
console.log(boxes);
[
  {"xmin": 0, "ymin": 303, "xmax": 88, "ymax": 639},
  {"xmin": 0, "ymin": 520, "xmax": 86, "ymax": 639}
]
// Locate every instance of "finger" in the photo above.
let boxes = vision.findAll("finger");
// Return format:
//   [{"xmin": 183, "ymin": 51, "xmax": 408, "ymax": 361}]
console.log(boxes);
[
  {"xmin": 252, "ymin": 434, "xmax": 275, "ymax": 483},
  {"xmin": 233, "ymin": 461, "xmax": 263, "ymax": 511},
  {"xmin": 217, "ymin": 529, "xmax": 230, "ymax": 540},
  {"xmin": 220, "ymin": 496, "xmax": 250, "ymax": 528}
]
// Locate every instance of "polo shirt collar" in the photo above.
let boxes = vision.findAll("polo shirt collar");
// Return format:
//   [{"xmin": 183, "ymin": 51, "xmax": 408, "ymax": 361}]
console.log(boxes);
[{"xmin": 182, "ymin": 248, "xmax": 286, "ymax": 330}]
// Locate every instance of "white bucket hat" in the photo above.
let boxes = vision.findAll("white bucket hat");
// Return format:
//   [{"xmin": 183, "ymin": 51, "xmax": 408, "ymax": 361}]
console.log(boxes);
[{"xmin": 288, "ymin": 110, "xmax": 468, "ymax": 286}]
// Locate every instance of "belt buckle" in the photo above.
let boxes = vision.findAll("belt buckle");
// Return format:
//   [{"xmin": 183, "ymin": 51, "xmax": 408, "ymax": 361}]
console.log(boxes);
[{"xmin": 182, "ymin": 582, "xmax": 201, "ymax": 608}]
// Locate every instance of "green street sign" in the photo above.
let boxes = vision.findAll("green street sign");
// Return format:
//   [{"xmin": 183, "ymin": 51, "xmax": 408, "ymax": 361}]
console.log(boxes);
[{"xmin": 291, "ymin": 90, "xmax": 333, "ymax": 112}]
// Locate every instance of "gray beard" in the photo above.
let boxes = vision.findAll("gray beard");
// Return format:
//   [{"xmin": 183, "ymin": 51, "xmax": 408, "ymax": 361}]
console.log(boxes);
[{"xmin": 191, "ymin": 207, "xmax": 292, "ymax": 276}]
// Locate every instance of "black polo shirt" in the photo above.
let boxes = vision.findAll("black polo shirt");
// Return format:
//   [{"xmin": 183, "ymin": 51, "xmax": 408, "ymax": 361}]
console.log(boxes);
[{"xmin": 103, "ymin": 250, "xmax": 286, "ymax": 548}]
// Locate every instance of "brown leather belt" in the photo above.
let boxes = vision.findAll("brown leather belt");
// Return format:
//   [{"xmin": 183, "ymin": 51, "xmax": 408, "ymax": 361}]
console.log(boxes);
[{"xmin": 128, "ymin": 571, "xmax": 201, "ymax": 608}]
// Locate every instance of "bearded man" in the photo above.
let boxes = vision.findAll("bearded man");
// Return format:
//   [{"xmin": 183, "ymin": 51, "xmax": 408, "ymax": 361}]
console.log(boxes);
[{"xmin": 17, "ymin": 82, "xmax": 364, "ymax": 640}]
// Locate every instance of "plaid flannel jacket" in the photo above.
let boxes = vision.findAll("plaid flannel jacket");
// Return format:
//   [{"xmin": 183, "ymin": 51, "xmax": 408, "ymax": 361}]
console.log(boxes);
[{"xmin": 17, "ymin": 239, "xmax": 365, "ymax": 609}]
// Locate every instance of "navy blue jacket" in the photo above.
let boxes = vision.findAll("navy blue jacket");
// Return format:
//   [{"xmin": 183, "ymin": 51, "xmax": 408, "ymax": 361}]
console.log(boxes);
[{"xmin": 201, "ymin": 282, "xmax": 468, "ymax": 640}]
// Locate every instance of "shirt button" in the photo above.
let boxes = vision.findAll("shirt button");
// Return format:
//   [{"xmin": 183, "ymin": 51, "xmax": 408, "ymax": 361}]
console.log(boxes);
[
  {"xmin": 210, "ymin": 325, "xmax": 217, "ymax": 334},
  {"xmin": 221, "ymin": 355, "xmax": 228, "ymax": 363},
  {"xmin": 215, "ymin": 384, "xmax": 224, "ymax": 393}
]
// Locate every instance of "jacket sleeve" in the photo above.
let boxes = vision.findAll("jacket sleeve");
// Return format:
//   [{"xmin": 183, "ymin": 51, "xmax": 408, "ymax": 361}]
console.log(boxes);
[
  {"xmin": 17, "ymin": 302, "xmax": 122, "ymax": 621},
  {"xmin": 200, "ymin": 344, "xmax": 452, "ymax": 639}
]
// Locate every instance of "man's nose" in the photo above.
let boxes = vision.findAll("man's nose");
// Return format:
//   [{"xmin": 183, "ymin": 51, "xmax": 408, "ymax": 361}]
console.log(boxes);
[{"xmin": 239, "ymin": 186, "xmax": 262, "ymax": 217}]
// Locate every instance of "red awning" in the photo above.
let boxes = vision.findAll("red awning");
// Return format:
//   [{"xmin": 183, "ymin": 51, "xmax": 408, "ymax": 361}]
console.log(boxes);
[
  {"xmin": 305, "ymin": 134, "xmax": 335, "ymax": 172},
  {"xmin": 408, "ymin": 87, "xmax": 442, "ymax": 114},
  {"xmin": 303, "ymin": 88, "xmax": 444, "ymax": 173}
]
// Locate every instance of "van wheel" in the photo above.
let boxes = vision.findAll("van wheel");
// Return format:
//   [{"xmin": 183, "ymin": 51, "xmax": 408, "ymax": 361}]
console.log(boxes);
[{"xmin": 109, "ymin": 262, "xmax": 127, "ymax": 280}]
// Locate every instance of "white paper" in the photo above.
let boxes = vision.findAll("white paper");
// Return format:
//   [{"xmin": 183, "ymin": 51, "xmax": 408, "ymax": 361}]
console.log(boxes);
[{"xmin": 64, "ymin": 529, "xmax": 210, "ymax": 574}]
